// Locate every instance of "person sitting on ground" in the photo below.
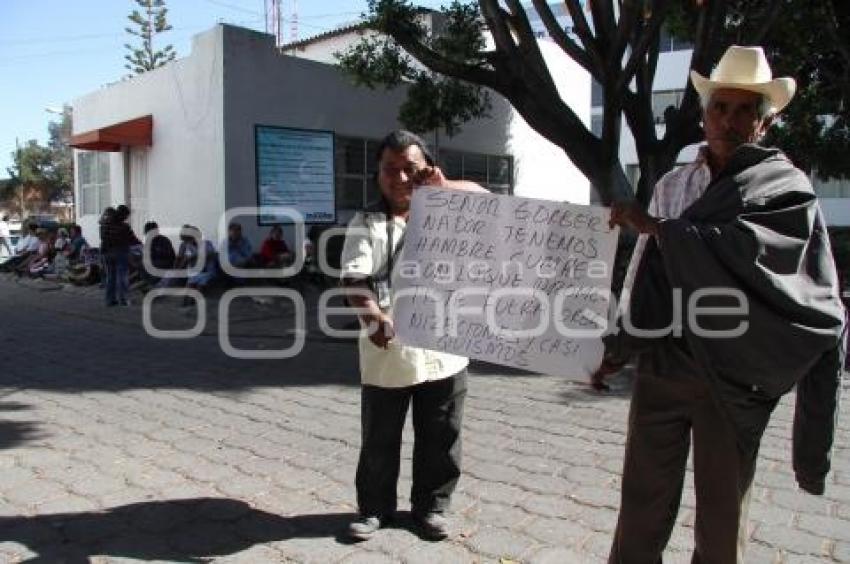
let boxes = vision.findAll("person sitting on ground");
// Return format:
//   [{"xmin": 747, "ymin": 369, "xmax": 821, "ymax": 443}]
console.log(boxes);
[
  {"xmin": 159, "ymin": 225, "xmax": 217, "ymax": 294},
  {"xmin": 0, "ymin": 223, "xmax": 39, "ymax": 272},
  {"xmin": 219, "ymin": 222, "xmax": 255, "ymax": 287},
  {"xmin": 23, "ymin": 229, "xmax": 53, "ymax": 277},
  {"xmin": 186, "ymin": 232, "xmax": 218, "ymax": 294},
  {"xmin": 54, "ymin": 228, "xmax": 69, "ymax": 253},
  {"xmin": 158, "ymin": 224, "xmax": 197, "ymax": 288},
  {"xmin": 64, "ymin": 225, "xmax": 88, "ymax": 263},
  {"xmin": 0, "ymin": 214, "xmax": 13, "ymax": 258},
  {"xmin": 49, "ymin": 227, "xmax": 71, "ymax": 279},
  {"xmin": 224, "ymin": 222, "xmax": 254, "ymax": 268},
  {"xmin": 138, "ymin": 221, "xmax": 176, "ymax": 288},
  {"xmin": 258, "ymin": 225, "xmax": 292, "ymax": 268}
]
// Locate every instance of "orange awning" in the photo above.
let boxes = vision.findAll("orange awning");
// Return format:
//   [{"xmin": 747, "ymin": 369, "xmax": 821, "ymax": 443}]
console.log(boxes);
[{"xmin": 70, "ymin": 115, "xmax": 153, "ymax": 152}]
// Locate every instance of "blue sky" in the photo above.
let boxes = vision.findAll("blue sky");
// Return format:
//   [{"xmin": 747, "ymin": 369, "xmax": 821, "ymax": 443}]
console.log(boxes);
[{"xmin": 0, "ymin": 0, "xmax": 446, "ymax": 178}]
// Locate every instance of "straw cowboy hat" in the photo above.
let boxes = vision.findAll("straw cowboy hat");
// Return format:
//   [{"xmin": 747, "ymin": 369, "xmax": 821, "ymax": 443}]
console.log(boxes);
[{"xmin": 690, "ymin": 45, "xmax": 796, "ymax": 114}]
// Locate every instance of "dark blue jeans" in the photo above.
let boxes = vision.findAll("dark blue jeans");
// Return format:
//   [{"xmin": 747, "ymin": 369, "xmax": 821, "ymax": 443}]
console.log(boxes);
[{"xmin": 104, "ymin": 251, "xmax": 129, "ymax": 304}]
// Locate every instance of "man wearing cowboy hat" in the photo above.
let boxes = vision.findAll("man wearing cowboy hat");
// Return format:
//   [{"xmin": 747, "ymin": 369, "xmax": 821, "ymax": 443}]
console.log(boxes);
[{"xmin": 603, "ymin": 45, "xmax": 846, "ymax": 562}]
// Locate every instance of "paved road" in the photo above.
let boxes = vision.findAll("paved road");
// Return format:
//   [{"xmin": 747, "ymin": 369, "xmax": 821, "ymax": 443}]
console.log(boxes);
[{"xmin": 0, "ymin": 275, "xmax": 848, "ymax": 563}]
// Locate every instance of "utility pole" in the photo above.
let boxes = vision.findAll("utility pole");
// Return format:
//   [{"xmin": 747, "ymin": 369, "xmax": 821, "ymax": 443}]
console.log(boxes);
[
  {"xmin": 290, "ymin": 0, "xmax": 299, "ymax": 44},
  {"xmin": 15, "ymin": 137, "xmax": 24, "ymax": 220},
  {"xmin": 265, "ymin": 0, "xmax": 282, "ymax": 47}
]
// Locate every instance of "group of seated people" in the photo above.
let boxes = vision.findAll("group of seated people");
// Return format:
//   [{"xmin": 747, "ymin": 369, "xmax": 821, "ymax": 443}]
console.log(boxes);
[
  {"xmin": 0, "ymin": 216, "xmax": 326, "ymax": 297},
  {"xmin": 0, "ymin": 222, "xmax": 91, "ymax": 281},
  {"xmin": 139, "ymin": 221, "xmax": 296, "ymax": 293}
]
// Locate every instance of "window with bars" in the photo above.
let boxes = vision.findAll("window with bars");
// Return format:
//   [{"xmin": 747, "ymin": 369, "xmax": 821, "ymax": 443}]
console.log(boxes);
[
  {"xmin": 814, "ymin": 176, "xmax": 850, "ymax": 198},
  {"xmin": 438, "ymin": 150, "xmax": 514, "ymax": 195},
  {"xmin": 335, "ymin": 136, "xmax": 515, "ymax": 209},
  {"xmin": 658, "ymin": 26, "xmax": 694, "ymax": 53},
  {"xmin": 591, "ymin": 115, "xmax": 603, "ymax": 138},
  {"xmin": 77, "ymin": 151, "xmax": 111, "ymax": 216}
]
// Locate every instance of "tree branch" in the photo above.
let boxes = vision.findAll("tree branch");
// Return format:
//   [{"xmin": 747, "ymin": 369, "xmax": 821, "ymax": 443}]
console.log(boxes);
[
  {"xmin": 618, "ymin": 1, "xmax": 670, "ymax": 92},
  {"xmin": 589, "ymin": 0, "xmax": 617, "ymax": 49},
  {"xmin": 384, "ymin": 23, "xmax": 502, "ymax": 90},
  {"xmin": 503, "ymin": 0, "xmax": 558, "ymax": 91},
  {"xmin": 478, "ymin": 0, "xmax": 520, "ymax": 64},
  {"xmin": 529, "ymin": 0, "xmax": 600, "ymax": 77},
  {"xmin": 611, "ymin": 0, "xmax": 641, "ymax": 64},
  {"xmin": 670, "ymin": 0, "xmax": 727, "ymax": 152},
  {"xmin": 825, "ymin": 0, "xmax": 850, "ymax": 70},
  {"xmin": 563, "ymin": 0, "xmax": 601, "ymax": 60},
  {"xmin": 750, "ymin": 0, "xmax": 783, "ymax": 45}
]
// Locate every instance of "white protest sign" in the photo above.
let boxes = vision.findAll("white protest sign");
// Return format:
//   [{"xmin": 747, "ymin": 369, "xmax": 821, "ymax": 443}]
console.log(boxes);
[{"xmin": 392, "ymin": 187, "xmax": 619, "ymax": 381}]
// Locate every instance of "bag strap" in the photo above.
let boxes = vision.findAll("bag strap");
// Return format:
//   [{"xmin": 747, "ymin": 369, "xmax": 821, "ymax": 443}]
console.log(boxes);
[{"xmin": 385, "ymin": 216, "xmax": 405, "ymax": 288}]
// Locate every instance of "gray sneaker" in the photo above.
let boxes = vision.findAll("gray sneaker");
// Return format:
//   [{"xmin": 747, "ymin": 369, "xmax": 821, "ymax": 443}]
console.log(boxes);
[
  {"xmin": 413, "ymin": 512, "xmax": 449, "ymax": 540},
  {"xmin": 347, "ymin": 515, "xmax": 387, "ymax": 541}
]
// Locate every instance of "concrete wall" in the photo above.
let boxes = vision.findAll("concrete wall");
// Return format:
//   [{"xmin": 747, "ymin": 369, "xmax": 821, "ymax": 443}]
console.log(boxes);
[
  {"xmin": 221, "ymin": 25, "xmax": 511, "ymax": 246},
  {"xmin": 507, "ymin": 40, "xmax": 591, "ymax": 203},
  {"xmin": 72, "ymin": 27, "xmax": 226, "ymax": 246}
]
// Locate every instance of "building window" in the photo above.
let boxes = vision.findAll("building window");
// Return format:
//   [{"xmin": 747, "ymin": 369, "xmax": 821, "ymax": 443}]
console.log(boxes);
[
  {"xmin": 658, "ymin": 25, "xmax": 693, "ymax": 52},
  {"xmin": 439, "ymin": 149, "xmax": 514, "ymax": 195},
  {"xmin": 591, "ymin": 79, "xmax": 604, "ymax": 108},
  {"xmin": 652, "ymin": 89, "xmax": 685, "ymax": 124},
  {"xmin": 335, "ymin": 135, "xmax": 515, "ymax": 210},
  {"xmin": 625, "ymin": 164, "xmax": 641, "ymax": 189},
  {"xmin": 591, "ymin": 115, "xmax": 603, "ymax": 138},
  {"xmin": 814, "ymin": 176, "xmax": 850, "ymax": 198},
  {"xmin": 77, "ymin": 151, "xmax": 110, "ymax": 216},
  {"xmin": 335, "ymin": 136, "xmax": 368, "ymax": 209}
]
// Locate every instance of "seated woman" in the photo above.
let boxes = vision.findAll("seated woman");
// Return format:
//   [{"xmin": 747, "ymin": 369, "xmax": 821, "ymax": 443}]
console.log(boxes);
[
  {"xmin": 65, "ymin": 225, "xmax": 88, "ymax": 262},
  {"xmin": 158, "ymin": 225, "xmax": 217, "ymax": 292},
  {"xmin": 49, "ymin": 228, "xmax": 72, "ymax": 279},
  {"xmin": 186, "ymin": 239, "xmax": 218, "ymax": 292},
  {"xmin": 258, "ymin": 225, "xmax": 292, "ymax": 268},
  {"xmin": 23, "ymin": 229, "xmax": 53, "ymax": 277},
  {"xmin": 66, "ymin": 247, "xmax": 101, "ymax": 286},
  {"xmin": 135, "ymin": 221, "xmax": 176, "ymax": 289}
]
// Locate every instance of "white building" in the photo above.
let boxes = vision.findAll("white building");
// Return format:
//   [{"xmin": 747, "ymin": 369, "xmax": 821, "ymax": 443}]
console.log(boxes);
[{"xmin": 71, "ymin": 22, "xmax": 590, "ymax": 248}]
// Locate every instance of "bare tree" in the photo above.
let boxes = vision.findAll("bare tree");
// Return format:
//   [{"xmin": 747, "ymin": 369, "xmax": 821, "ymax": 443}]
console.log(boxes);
[{"xmin": 348, "ymin": 0, "xmax": 783, "ymax": 205}]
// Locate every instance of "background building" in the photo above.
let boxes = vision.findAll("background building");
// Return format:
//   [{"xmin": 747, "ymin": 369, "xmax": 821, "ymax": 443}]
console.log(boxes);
[
  {"xmin": 523, "ymin": 2, "xmax": 850, "ymax": 224},
  {"xmin": 71, "ymin": 21, "xmax": 590, "ymax": 248}
]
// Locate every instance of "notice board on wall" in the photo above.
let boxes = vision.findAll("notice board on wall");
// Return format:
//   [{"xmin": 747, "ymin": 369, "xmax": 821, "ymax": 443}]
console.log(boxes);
[{"xmin": 255, "ymin": 125, "xmax": 336, "ymax": 224}]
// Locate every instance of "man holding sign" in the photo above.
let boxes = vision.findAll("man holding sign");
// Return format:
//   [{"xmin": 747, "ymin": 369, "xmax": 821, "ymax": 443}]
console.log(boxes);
[
  {"xmin": 340, "ymin": 130, "xmax": 485, "ymax": 541},
  {"xmin": 603, "ymin": 46, "xmax": 845, "ymax": 563}
]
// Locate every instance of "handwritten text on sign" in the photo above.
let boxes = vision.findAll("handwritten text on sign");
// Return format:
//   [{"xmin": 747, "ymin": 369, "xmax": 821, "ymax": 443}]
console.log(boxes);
[{"xmin": 392, "ymin": 188, "xmax": 619, "ymax": 380}]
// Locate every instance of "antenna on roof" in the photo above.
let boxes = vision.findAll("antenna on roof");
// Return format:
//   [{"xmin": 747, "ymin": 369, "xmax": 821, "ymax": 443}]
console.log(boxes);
[
  {"xmin": 290, "ymin": 0, "xmax": 299, "ymax": 44},
  {"xmin": 265, "ymin": 0, "xmax": 283, "ymax": 47}
]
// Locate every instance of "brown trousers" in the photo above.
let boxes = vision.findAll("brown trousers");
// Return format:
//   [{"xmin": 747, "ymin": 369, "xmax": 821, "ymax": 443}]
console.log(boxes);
[{"xmin": 609, "ymin": 364, "xmax": 758, "ymax": 564}]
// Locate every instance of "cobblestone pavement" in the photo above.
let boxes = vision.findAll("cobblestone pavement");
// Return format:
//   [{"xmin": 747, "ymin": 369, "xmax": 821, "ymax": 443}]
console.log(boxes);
[{"xmin": 0, "ymin": 275, "xmax": 848, "ymax": 563}]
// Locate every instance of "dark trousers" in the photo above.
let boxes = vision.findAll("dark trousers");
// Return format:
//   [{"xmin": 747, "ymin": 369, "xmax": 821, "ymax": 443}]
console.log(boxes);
[
  {"xmin": 104, "ymin": 251, "xmax": 129, "ymax": 304},
  {"xmin": 609, "ymin": 363, "xmax": 759, "ymax": 564},
  {"xmin": 356, "ymin": 370, "xmax": 467, "ymax": 517}
]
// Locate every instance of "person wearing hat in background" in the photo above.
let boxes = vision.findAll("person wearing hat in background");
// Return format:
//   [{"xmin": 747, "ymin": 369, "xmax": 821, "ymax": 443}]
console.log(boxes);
[{"xmin": 601, "ymin": 46, "xmax": 846, "ymax": 562}]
